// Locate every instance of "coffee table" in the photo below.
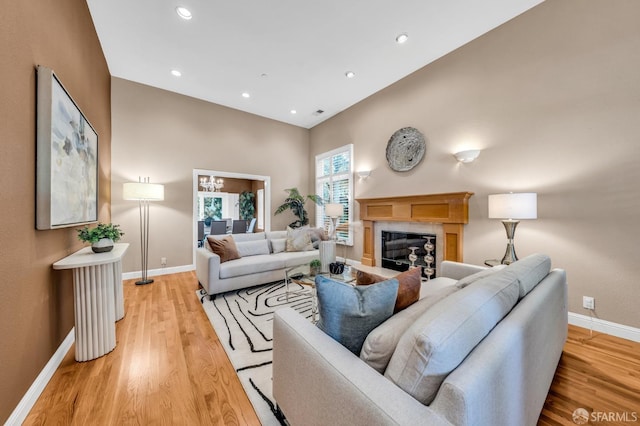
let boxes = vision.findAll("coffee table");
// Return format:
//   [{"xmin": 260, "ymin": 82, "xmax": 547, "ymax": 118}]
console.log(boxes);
[{"xmin": 285, "ymin": 263, "xmax": 356, "ymax": 323}]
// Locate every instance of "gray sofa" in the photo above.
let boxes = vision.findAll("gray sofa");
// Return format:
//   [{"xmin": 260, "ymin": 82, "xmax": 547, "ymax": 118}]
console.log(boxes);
[
  {"xmin": 195, "ymin": 231, "xmax": 320, "ymax": 296},
  {"xmin": 273, "ymin": 254, "xmax": 567, "ymax": 426}
]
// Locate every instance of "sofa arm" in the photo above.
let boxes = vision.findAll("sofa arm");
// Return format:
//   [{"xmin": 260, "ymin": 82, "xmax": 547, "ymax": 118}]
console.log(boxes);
[
  {"xmin": 440, "ymin": 260, "xmax": 488, "ymax": 280},
  {"xmin": 273, "ymin": 308, "xmax": 452, "ymax": 426},
  {"xmin": 195, "ymin": 247, "xmax": 221, "ymax": 295}
]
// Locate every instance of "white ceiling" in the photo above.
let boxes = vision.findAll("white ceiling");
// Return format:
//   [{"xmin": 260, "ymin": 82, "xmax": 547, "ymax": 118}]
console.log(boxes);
[{"xmin": 87, "ymin": 0, "xmax": 543, "ymax": 129}]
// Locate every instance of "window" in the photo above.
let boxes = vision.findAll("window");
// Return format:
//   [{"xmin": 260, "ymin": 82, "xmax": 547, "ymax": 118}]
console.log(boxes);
[{"xmin": 315, "ymin": 144, "xmax": 354, "ymax": 245}]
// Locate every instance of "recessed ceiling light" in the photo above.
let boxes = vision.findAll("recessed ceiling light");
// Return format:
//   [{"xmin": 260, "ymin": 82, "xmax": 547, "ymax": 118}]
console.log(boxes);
[
  {"xmin": 396, "ymin": 33, "xmax": 409, "ymax": 44},
  {"xmin": 345, "ymin": 71, "xmax": 355, "ymax": 79},
  {"xmin": 290, "ymin": 110, "xmax": 297, "ymax": 114},
  {"xmin": 242, "ymin": 92, "xmax": 251, "ymax": 98},
  {"xmin": 171, "ymin": 69, "xmax": 182, "ymax": 77},
  {"xmin": 176, "ymin": 6, "xmax": 192, "ymax": 20}
]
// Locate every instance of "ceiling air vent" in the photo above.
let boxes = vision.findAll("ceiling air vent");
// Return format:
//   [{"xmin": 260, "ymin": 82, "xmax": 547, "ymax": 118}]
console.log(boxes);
[{"xmin": 313, "ymin": 109, "xmax": 325, "ymax": 116}]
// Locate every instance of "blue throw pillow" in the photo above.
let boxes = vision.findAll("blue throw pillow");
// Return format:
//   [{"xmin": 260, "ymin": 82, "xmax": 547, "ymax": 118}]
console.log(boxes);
[{"xmin": 315, "ymin": 275, "xmax": 399, "ymax": 355}]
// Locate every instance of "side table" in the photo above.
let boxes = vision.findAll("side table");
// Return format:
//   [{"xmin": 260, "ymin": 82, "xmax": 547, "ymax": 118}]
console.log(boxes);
[{"xmin": 53, "ymin": 243, "xmax": 129, "ymax": 361}]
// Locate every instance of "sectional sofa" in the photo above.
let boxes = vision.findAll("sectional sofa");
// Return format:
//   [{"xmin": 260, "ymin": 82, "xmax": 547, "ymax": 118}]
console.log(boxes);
[{"xmin": 273, "ymin": 254, "xmax": 567, "ymax": 426}]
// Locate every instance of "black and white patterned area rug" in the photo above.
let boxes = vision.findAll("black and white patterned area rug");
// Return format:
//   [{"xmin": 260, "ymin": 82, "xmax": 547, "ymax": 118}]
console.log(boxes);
[{"xmin": 197, "ymin": 281, "xmax": 313, "ymax": 426}]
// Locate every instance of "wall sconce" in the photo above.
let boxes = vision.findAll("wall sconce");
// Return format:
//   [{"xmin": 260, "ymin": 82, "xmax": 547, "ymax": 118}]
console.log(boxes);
[
  {"xmin": 357, "ymin": 170, "xmax": 371, "ymax": 179},
  {"xmin": 454, "ymin": 149, "xmax": 481, "ymax": 163}
]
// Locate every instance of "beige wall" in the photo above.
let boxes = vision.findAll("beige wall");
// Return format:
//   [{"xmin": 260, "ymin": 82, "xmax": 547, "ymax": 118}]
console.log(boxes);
[
  {"xmin": 0, "ymin": 0, "xmax": 111, "ymax": 421},
  {"xmin": 111, "ymin": 78, "xmax": 310, "ymax": 273},
  {"xmin": 310, "ymin": 0, "xmax": 640, "ymax": 328}
]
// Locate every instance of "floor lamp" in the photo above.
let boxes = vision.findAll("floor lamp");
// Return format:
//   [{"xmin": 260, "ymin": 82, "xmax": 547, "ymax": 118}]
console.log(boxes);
[
  {"xmin": 488, "ymin": 192, "xmax": 537, "ymax": 265},
  {"xmin": 123, "ymin": 177, "xmax": 164, "ymax": 285}
]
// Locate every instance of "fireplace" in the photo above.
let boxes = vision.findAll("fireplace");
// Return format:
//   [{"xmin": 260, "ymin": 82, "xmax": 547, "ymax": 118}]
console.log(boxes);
[
  {"xmin": 382, "ymin": 231, "xmax": 436, "ymax": 279},
  {"xmin": 357, "ymin": 192, "xmax": 473, "ymax": 266}
]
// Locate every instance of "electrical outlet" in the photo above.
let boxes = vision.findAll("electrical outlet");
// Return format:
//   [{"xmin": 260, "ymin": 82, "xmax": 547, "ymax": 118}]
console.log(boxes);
[
  {"xmin": 161, "ymin": 257, "xmax": 167, "ymax": 267},
  {"xmin": 582, "ymin": 296, "xmax": 595, "ymax": 310}
]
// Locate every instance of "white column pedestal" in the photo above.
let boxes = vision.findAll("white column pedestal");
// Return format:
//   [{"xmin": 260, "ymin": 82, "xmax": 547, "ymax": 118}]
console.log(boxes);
[
  {"xmin": 319, "ymin": 241, "xmax": 336, "ymax": 273},
  {"xmin": 53, "ymin": 243, "xmax": 129, "ymax": 362}
]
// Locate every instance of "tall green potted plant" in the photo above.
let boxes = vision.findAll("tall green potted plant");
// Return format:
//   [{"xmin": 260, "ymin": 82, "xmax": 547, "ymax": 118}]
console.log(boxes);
[
  {"xmin": 239, "ymin": 191, "xmax": 255, "ymax": 221},
  {"xmin": 274, "ymin": 188, "xmax": 323, "ymax": 228}
]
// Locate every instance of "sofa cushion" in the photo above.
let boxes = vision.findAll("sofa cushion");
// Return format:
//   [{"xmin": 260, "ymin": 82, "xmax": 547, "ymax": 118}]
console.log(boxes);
[
  {"xmin": 356, "ymin": 267, "xmax": 422, "ymax": 313},
  {"xmin": 384, "ymin": 268, "xmax": 520, "ymax": 405},
  {"xmin": 507, "ymin": 253, "xmax": 551, "ymax": 298},
  {"xmin": 266, "ymin": 230, "xmax": 288, "ymax": 240},
  {"xmin": 419, "ymin": 277, "xmax": 457, "ymax": 299},
  {"xmin": 455, "ymin": 264, "xmax": 507, "ymax": 289},
  {"xmin": 219, "ymin": 254, "xmax": 285, "ymax": 279},
  {"xmin": 286, "ymin": 226, "xmax": 314, "ymax": 252},
  {"xmin": 206, "ymin": 235, "xmax": 241, "ymax": 263},
  {"xmin": 230, "ymin": 232, "xmax": 266, "ymax": 243},
  {"xmin": 279, "ymin": 250, "xmax": 320, "ymax": 268},
  {"xmin": 360, "ymin": 285, "xmax": 459, "ymax": 374},
  {"xmin": 316, "ymin": 275, "xmax": 398, "ymax": 355},
  {"xmin": 270, "ymin": 238, "xmax": 287, "ymax": 254},
  {"xmin": 235, "ymin": 239, "xmax": 271, "ymax": 257}
]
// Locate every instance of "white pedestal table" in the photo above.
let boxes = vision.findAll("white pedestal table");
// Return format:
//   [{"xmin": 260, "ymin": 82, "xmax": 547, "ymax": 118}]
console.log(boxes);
[{"xmin": 53, "ymin": 243, "xmax": 129, "ymax": 361}]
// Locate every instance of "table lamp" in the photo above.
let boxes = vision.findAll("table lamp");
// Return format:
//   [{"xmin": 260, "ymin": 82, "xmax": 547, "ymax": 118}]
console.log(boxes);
[
  {"xmin": 488, "ymin": 192, "xmax": 537, "ymax": 265},
  {"xmin": 325, "ymin": 203, "xmax": 344, "ymax": 240}
]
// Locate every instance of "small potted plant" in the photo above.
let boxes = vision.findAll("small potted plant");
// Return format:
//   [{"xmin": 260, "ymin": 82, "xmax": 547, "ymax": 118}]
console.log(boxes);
[
  {"xmin": 77, "ymin": 223, "xmax": 124, "ymax": 253},
  {"xmin": 309, "ymin": 259, "xmax": 322, "ymax": 276}
]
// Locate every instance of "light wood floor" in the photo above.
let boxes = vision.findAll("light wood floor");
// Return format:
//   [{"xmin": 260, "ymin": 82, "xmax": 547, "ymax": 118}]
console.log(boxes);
[{"xmin": 24, "ymin": 271, "xmax": 640, "ymax": 425}]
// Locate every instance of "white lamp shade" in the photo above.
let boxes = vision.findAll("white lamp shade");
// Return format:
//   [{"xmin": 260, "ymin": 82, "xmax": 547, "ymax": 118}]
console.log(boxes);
[
  {"xmin": 488, "ymin": 193, "xmax": 537, "ymax": 220},
  {"xmin": 325, "ymin": 203, "xmax": 344, "ymax": 218},
  {"xmin": 123, "ymin": 182, "xmax": 165, "ymax": 201}
]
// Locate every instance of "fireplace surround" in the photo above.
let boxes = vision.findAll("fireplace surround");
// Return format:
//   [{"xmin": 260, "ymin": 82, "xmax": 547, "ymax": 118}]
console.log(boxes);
[{"xmin": 357, "ymin": 192, "xmax": 473, "ymax": 267}]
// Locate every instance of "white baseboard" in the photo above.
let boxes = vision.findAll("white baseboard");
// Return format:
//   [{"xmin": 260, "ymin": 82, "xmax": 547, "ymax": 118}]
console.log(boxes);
[
  {"xmin": 122, "ymin": 264, "xmax": 195, "ymax": 280},
  {"xmin": 568, "ymin": 312, "xmax": 640, "ymax": 342},
  {"xmin": 5, "ymin": 329, "xmax": 74, "ymax": 426}
]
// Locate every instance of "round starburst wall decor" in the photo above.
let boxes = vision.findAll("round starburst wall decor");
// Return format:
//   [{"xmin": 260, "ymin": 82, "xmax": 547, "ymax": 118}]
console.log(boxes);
[{"xmin": 385, "ymin": 127, "xmax": 426, "ymax": 172}]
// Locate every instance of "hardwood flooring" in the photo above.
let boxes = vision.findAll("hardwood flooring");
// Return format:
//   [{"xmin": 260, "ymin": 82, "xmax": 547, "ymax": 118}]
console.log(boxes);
[
  {"xmin": 540, "ymin": 325, "xmax": 640, "ymax": 425},
  {"xmin": 24, "ymin": 272, "xmax": 259, "ymax": 426},
  {"xmin": 24, "ymin": 272, "xmax": 640, "ymax": 425}
]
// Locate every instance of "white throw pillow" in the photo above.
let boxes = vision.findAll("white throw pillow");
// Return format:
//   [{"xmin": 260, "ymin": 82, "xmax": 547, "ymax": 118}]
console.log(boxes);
[
  {"xmin": 384, "ymin": 268, "xmax": 520, "ymax": 405},
  {"xmin": 234, "ymin": 239, "xmax": 270, "ymax": 257},
  {"xmin": 270, "ymin": 238, "xmax": 287, "ymax": 254},
  {"xmin": 286, "ymin": 226, "xmax": 314, "ymax": 252},
  {"xmin": 360, "ymin": 285, "xmax": 459, "ymax": 374}
]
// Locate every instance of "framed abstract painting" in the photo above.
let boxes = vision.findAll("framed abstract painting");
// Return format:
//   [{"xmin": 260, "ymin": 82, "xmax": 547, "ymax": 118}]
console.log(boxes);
[{"xmin": 36, "ymin": 65, "xmax": 98, "ymax": 229}]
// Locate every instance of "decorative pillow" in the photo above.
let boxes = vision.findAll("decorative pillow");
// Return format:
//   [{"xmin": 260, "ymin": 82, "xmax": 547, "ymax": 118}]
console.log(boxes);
[
  {"xmin": 205, "ymin": 236, "xmax": 241, "ymax": 263},
  {"xmin": 384, "ymin": 269, "xmax": 520, "ymax": 405},
  {"xmin": 269, "ymin": 238, "xmax": 287, "ymax": 254},
  {"xmin": 235, "ymin": 239, "xmax": 270, "ymax": 257},
  {"xmin": 455, "ymin": 264, "xmax": 507, "ymax": 289},
  {"xmin": 286, "ymin": 226, "xmax": 314, "ymax": 252},
  {"xmin": 360, "ymin": 285, "xmax": 459, "ymax": 373},
  {"xmin": 356, "ymin": 267, "xmax": 422, "ymax": 313},
  {"xmin": 307, "ymin": 227, "xmax": 329, "ymax": 248},
  {"xmin": 316, "ymin": 275, "xmax": 398, "ymax": 355}
]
